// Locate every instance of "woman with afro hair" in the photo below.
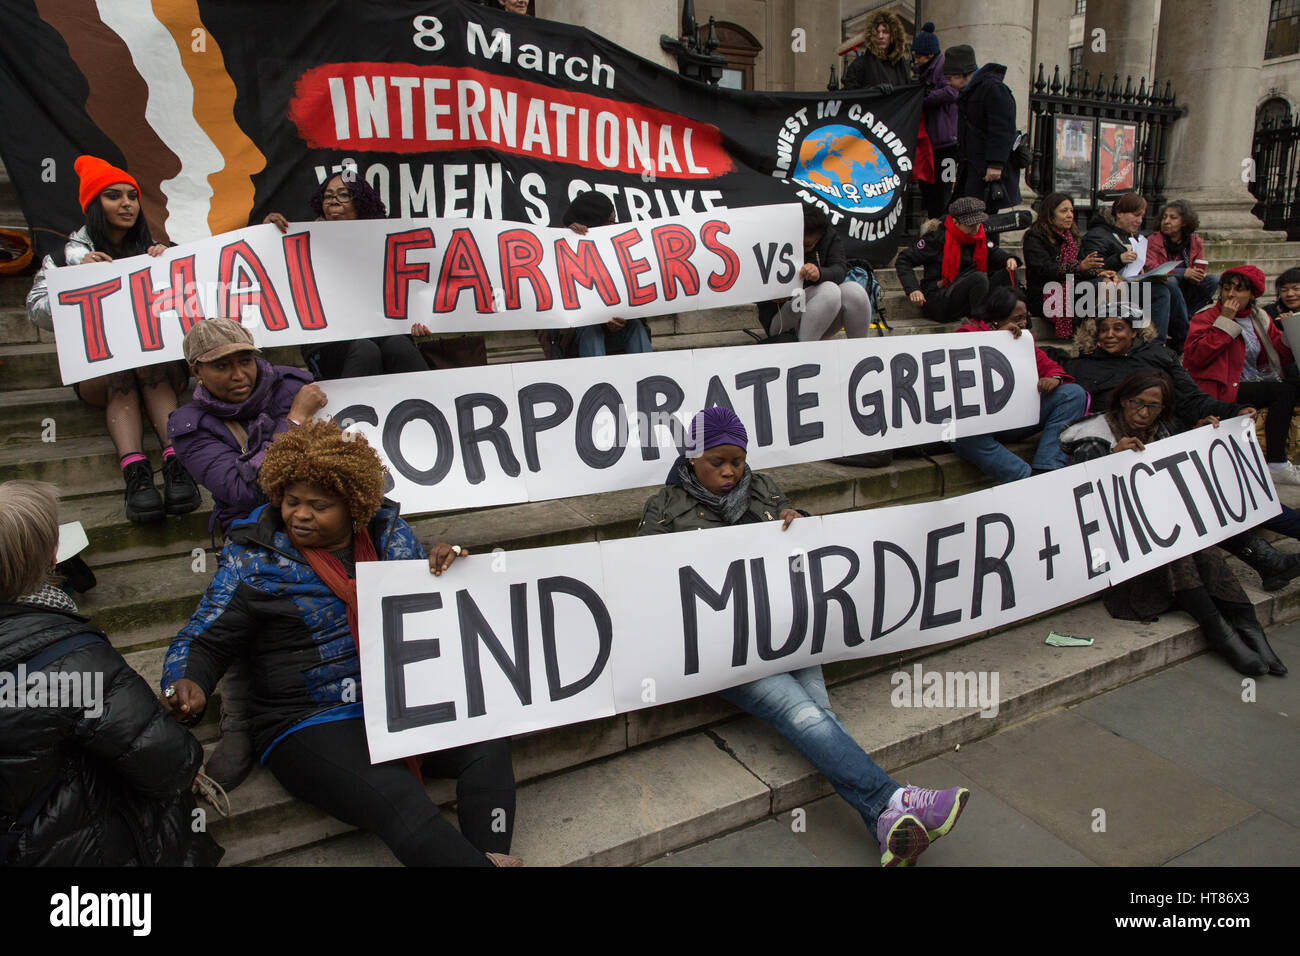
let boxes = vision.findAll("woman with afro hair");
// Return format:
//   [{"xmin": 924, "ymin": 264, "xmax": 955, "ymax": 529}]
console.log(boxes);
[
  {"xmin": 263, "ymin": 173, "xmax": 432, "ymax": 380},
  {"xmin": 161, "ymin": 419, "xmax": 522, "ymax": 866}
]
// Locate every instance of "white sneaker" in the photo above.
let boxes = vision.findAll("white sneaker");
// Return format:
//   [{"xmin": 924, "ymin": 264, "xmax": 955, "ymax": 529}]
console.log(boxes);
[{"xmin": 1269, "ymin": 461, "xmax": 1300, "ymax": 485}]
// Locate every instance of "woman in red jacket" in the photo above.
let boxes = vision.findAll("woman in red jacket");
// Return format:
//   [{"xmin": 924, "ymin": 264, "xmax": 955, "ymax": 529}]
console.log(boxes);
[
  {"xmin": 1184, "ymin": 265, "xmax": 1300, "ymax": 484},
  {"xmin": 947, "ymin": 286, "xmax": 1088, "ymax": 482}
]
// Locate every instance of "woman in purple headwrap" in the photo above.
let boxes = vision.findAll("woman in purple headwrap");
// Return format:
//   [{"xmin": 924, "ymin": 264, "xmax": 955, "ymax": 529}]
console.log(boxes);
[{"xmin": 636, "ymin": 407, "xmax": 971, "ymax": 866}]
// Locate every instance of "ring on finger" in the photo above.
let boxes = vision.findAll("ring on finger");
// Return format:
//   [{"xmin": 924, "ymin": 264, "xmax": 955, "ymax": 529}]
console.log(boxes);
[{"xmin": 451, "ymin": 544, "xmax": 463, "ymax": 555}]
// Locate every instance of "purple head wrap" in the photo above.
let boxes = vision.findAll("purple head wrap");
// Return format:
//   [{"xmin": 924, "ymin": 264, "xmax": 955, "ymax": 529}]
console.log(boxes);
[{"xmin": 688, "ymin": 406, "xmax": 748, "ymax": 455}]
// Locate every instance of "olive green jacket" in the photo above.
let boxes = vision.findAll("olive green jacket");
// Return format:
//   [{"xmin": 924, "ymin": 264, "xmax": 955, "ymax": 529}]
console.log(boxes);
[{"xmin": 636, "ymin": 470, "xmax": 794, "ymax": 536}]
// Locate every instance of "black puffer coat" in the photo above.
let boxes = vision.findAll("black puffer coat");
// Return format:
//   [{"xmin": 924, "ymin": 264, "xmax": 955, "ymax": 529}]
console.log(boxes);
[{"xmin": 0, "ymin": 603, "xmax": 222, "ymax": 866}]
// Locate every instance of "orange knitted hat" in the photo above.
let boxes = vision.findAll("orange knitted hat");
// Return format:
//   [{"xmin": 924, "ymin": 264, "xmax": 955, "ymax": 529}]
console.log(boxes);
[{"xmin": 74, "ymin": 155, "xmax": 138, "ymax": 212}]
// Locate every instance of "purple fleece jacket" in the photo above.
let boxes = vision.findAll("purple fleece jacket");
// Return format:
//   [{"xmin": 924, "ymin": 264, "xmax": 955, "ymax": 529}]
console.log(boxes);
[{"xmin": 167, "ymin": 358, "xmax": 314, "ymax": 538}]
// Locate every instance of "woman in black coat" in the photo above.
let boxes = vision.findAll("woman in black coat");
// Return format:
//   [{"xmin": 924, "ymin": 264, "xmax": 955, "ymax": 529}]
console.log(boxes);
[
  {"xmin": 0, "ymin": 480, "xmax": 222, "ymax": 866},
  {"xmin": 1022, "ymin": 192, "xmax": 1105, "ymax": 338}
]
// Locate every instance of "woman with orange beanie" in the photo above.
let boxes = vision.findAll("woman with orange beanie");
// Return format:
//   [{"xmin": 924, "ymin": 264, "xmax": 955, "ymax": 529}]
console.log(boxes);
[{"xmin": 27, "ymin": 155, "xmax": 201, "ymax": 524}]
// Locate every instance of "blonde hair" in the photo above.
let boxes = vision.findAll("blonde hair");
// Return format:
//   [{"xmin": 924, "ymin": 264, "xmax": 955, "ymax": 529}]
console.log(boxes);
[{"xmin": 0, "ymin": 480, "xmax": 60, "ymax": 602}]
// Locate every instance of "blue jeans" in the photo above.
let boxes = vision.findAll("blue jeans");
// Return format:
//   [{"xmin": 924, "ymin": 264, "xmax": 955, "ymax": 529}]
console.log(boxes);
[
  {"xmin": 575, "ymin": 319, "xmax": 652, "ymax": 357},
  {"xmin": 1151, "ymin": 279, "xmax": 1188, "ymax": 351},
  {"xmin": 950, "ymin": 382, "xmax": 1088, "ymax": 482},
  {"xmin": 720, "ymin": 665, "xmax": 899, "ymax": 829}
]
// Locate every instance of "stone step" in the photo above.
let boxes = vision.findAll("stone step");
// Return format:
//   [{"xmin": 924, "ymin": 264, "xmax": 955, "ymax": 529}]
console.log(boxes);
[{"xmin": 224, "ymin": 564, "xmax": 1300, "ymax": 867}]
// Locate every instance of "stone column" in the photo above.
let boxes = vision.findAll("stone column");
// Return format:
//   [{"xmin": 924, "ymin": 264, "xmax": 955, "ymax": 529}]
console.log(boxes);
[
  {"xmin": 1154, "ymin": 0, "xmax": 1275, "ymax": 238},
  {"xmin": 1032, "ymin": 0, "xmax": 1076, "ymax": 85},
  {"xmin": 921, "ymin": 0, "xmax": 1036, "ymax": 130},
  {"xmin": 537, "ymin": 0, "xmax": 677, "ymax": 70},
  {"xmin": 1080, "ymin": 0, "xmax": 1158, "ymax": 88}
]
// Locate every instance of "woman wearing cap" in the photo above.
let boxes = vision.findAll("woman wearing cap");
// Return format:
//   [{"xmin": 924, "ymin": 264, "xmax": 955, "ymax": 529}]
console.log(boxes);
[
  {"xmin": 1067, "ymin": 306, "xmax": 1300, "ymax": 592},
  {"xmin": 1184, "ymin": 265, "xmax": 1300, "ymax": 485},
  {"xmin": 1060, "ymin": 370, "xmax": 1286, "ymax": 677},
  {"xmin": 894, "ymin": 196, "xmax": 1018, "ymax": 323},
  {"xmin": 559, "ymin": 191, "xmax": 652, "ymax": 358},
  {"xmin": 264, "ymin": 174, "xmax": 433, "ymax": 380},
  {"xmin": 162, "ymin": 420, "xmax": 521, "ymax": 866},
  {"xmin": 637, "ymin": 407, "xmax": 971, "ymax": 866},
  {"xmin": 168, "ymin": 318, "xmax": 325, "ymax": 542},
  {"xmin": 26, "ymin": 155, "xmax": 201, "ymax": 524}
]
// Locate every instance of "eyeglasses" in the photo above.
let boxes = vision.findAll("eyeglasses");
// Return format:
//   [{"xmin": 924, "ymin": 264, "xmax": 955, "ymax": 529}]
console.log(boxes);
[
  {"xmin": 1122, "ymin": 398, "xmax": 1164, "ymax": 414},
  {"xmin": 322, "ymin": 190, "xmax": 352, "ymax": 204}
]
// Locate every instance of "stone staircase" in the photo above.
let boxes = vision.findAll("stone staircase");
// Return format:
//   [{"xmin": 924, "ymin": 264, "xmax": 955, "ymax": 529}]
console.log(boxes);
[{"xmin": 5, "ymin": 161, "xmax": 1300, "ymax": 866}]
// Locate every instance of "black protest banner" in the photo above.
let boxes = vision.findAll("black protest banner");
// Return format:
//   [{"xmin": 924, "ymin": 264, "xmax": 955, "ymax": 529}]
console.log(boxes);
[
  {"xmin": 357, "ymin": 418, "xmax": 1278, "ymax": 760},
  {"xmin": 0, "ymin": 0, "xmax": 922, "ymax": 263}
]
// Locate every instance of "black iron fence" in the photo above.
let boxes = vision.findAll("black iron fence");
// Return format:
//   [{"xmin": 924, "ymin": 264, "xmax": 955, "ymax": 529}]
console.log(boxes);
[
  {"xmin": 1251, "ymin": 114, "xmax": 1300, "ymax": 239},
  {"xmin": 1027, "ymin": 63, "xmax": 1184, "ymax": 229}
]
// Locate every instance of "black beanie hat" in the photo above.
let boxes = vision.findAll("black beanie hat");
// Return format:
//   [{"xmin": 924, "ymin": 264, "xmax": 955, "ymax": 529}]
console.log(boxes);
[{"xmin": 562, "ymin": 191, "xmax": 616, "ymax": 228}]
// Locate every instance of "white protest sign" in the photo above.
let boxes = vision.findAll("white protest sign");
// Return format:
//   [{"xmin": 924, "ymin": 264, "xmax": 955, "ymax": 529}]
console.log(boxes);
[
  {"xmin": 357, "ymin": 418, "xmax": 1278, "ymax": 761},
  {"xmin": 45, "ymin": 204, "xmax": 803, "ymax": 384},
  {"xmin": 321, "ymin": 331, "xmax": 1042, "ymax": 514},
  {"xmin": 357, "ymin": 543, "xmax": 615, "ymax": 762}
]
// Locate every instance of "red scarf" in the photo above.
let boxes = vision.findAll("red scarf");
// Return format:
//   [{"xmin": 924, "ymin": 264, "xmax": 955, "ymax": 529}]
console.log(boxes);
[
  {"xmin": 942, "ymin": 217, "xmax": 987, "ymax": 286},
  {"xmin": 294, "ymin": 526, "xmax": 424, "ymax": 781}
]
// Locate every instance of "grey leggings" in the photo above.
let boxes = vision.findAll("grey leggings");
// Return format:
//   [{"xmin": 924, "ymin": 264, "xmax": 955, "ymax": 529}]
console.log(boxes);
[{"xmin": 769, "ymin": 281, "xmax": 873, "ymax": 341}]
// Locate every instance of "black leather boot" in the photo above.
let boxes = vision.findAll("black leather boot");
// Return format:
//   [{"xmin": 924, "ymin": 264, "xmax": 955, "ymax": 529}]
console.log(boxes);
[
  {"xmin": 122, "ymin": 460, "xmax": 164, "ymax": 524},
  {"xmin": 1201, "ymin": 609, "xmax": 1269, "ymax": 677},
  {"xmin": 1222, "ymin": 535, "xmax": 1300, "ymax": 592},
  {"xmin": 1220, "ymin": 603, "xmax": 1289, "ymax": 676},
  {"xmin": 162, "ymin": 454, "xmax": 202, "ymax": 516}
]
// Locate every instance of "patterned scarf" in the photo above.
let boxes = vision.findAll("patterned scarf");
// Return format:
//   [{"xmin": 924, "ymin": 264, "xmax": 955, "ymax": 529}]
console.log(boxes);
[
  {"xmin": 16, "ymin": 583, "xmax": 78, "ymax": 613},
  {"xmin": 676, "ymin": 460, "xmax": 754, "ymax": 525},
  {"xmin": 1055, "ymin": 228, "xmax": 1079, "ymax": 269}
]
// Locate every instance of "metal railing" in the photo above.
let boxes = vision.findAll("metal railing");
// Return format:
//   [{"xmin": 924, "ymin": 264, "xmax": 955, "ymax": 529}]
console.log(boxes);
[
  {"xmin": 1251, "ymin": 114, "xmax": 1300, "ymax": 239},
  {"xmin": 1027, "ymin": 63, "xmax": 1184, "ymax": 229}
]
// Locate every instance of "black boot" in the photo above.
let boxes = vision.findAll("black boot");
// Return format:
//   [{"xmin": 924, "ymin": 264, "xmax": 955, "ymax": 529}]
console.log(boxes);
[
  {"xmin": 1201, "ymin": 610, "xmax": 1269, "ymax": 677},
  {"xmin": 1220, "ymin": 603, "xmax": 1289, "ymax": 676},
  {"xmin": 1222, "ymin": 535, "xmax": 1300, "ymax": 592},
  {"xmin": 161, "ymin": 455, "xmax": 202, "ymax": 516},
  {"xmin": 204, "ymin": 729, "xmax": 255, "ymax": 791},
  {"xmin": 122, "ymin": 460, "xmax": 164, "ymax": 524}
]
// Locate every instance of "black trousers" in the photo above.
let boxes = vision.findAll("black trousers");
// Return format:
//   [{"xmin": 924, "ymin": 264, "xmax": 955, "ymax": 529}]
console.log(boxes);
[
  {"xmin": 1236, "ymin": 379, "xmax": 1300, "ymax": 462},
  {"xmin": 301, "ymin": 335, "xmax": 429, "ymax": 380},
  {"xmin": 920, "ymin": 144, "xmax": 960, "ymax": 220},
  {"xmin": 921, "ymin": 269, "xmax": 1012, "ymax": 323},
  {"xmin": 266, "ymin": 719, "xmax": 516, "ymax": 866}
]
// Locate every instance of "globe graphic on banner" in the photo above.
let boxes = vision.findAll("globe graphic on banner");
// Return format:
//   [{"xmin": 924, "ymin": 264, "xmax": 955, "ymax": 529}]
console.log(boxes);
[{"xmin": 792, "ymin": 124, "xmax": 898, "ymax": 214}]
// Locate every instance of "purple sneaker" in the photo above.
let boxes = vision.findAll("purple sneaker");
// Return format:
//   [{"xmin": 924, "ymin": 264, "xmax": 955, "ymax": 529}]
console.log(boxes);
[
  {"xmin": 876, "ymin": 809, "xmax": 930, "ymax": 867},
  {"xmin": 900, "ymin": 785, "xmax": 970, "ymax": 840}
]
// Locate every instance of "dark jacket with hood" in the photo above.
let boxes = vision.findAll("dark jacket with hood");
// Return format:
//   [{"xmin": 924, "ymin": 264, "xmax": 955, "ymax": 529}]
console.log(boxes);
[
  {"xmin": 1, "ymin": 601, "xmax": 221, "ymax": 866},
  {"xmin": 842, "ymin": 11, "xmax": 911, "ymax": 89},
  {"xmin": 637, "ymin": 458, "xmax": 793, "ymax": 535},
  {"xmin": 167, "ymin": 359, "xmax": 314, "ymax": 539},
  {"xmin": 161, "ymin": 501, "xmax": 424, "ymax": 760},
  {"xmin": 956, "ymin": 63, "xmax": 1021, "ymax": 205}
]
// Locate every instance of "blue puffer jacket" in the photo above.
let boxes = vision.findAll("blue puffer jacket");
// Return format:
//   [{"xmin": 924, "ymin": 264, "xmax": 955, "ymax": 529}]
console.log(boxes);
[{"xmin": 161, "ymin": 500, "xmax": 425, "ymax": 759}]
